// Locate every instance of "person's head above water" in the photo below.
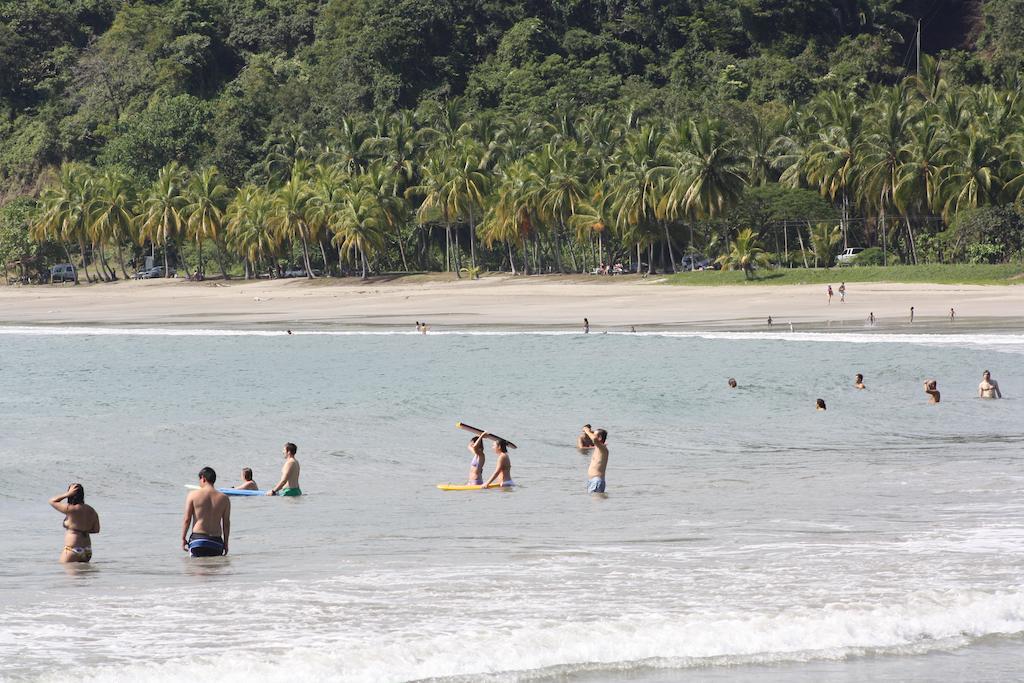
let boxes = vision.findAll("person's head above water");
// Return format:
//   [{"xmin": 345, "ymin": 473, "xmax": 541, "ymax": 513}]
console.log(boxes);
[
  {"xmin": 241, "ymin": 467, "xmax": 253, "ymax": 482},
  {"xmin": 855, "ymin": 373, "xmax": 863, "ymax": 382},
  {"xmin": 728, "ymin": 378, "xmax": 737, "ymax": 388},
  {"xmin": 198, "ymin": 467, "xmax": 217, "ymax": 484},
  {"xmin": 594, "ymin": 429, "xmax": 608, "ymax": 443},
  {"xmin": 67, "ymin": 483, "xmax": 84, "ymax": 505},
  {"xmin": 284, "ymin": 442, "xmax": 297, "ymax": 457},
  {"xmin": 493, "ymin": 438, "xmax": 509, "ymax": 454},
  {"xmin": 816, "ymin": 398, "xmax": 826, "ymax": 411},
  {"xmin": 982, "ymin": 370, "xmax": 991, "ymax": 379}
]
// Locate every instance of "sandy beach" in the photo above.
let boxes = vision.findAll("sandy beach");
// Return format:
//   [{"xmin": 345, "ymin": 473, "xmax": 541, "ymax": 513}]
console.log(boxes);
[{"xmin": 1, "ymin": 275, "xmax": 1022, "ymax": 329}]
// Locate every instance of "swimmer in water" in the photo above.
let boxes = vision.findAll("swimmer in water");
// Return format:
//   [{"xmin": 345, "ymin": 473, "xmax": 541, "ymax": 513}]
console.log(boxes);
[
  {"xmin": 582, "ymin": 425, "xmax": 609, "ymax": 494},
  {"xmin": 50, "ymin": 483, "xmax": 100, "ymax": 563},
  {"xmin": 816, "ymin": 398, "xmax": 826, "ymax": 411},
  {"xmin": 728, "ymin": 378, "xmax": 737, "ymax": 389},
  {"xmin": 923, "ymin": 379, "xmax": 940, "ymax": 403},
  {"xmin": 482, "ymin": 439, "xmax": 514, "ymax": 488},
  {"xmin": 978, "ymin": 370, "xmax": 1002, "ymax": 399},
  {"xmin": 577, "ymin": 424, "xmax": 595, "ymax": 450},
  {"xmin": 234, "ymin": 468, "xmax": 258, "ymax": 490},
  {"xmin": 467, "ymin": 432, "xmax": 487, "ymax": 485},
  {"xmin": 854, "ymin": 373, "xmax": 866, "ymax": 390}
]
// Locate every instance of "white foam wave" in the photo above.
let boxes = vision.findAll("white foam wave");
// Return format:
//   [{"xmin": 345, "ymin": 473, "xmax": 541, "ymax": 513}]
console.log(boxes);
[
  {"xmin": 25, "ymin": 589, "xmax": 1024, "ymax": 683},
  {"xmin": 1, "ymin": 324, "xmax": 1023, "ymax": 349}
]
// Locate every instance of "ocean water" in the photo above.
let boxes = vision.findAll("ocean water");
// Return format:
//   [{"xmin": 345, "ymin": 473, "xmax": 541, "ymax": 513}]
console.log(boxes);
[{"xmin": 1, "ymin": 328, "xmax": 1023, "ymax": 682}]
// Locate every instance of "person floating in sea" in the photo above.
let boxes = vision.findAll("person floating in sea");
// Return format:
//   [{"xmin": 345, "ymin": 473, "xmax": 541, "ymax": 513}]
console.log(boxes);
[
  {"xmin": 482, "ymin": 439, "xmax": 514, "ymax": 488},
  {"xmin": 267, "ymin": 442, "xmax": 301, "ymax": 496},
  {"xmin": 816, "ymin": 398, "xmax": 827, "ymax": 411},
  {"xmin": 767, "ymin": 316, "xmax": 773, "ymax": 327},
  {"xmin": 923, "ymin": 379, "xmax": 940, "ymax": 403},
  {"xmin": 50, "ymin": 483, "xmax": 99, "ymax": 563},
  {"xmin": 978, "ymin": 370, "xmax": 1002, "ymax": 399},
  {"xmin": 582, "ymin": 426, "xmax": 609, "ymax": 494},
  {"xmin": 234, "ymin": 468, "xmax": 258, "ymax": 491},
  {"xmin": 728, "ymin": 378, "xmax": 737, "ymax": 388},
  {"xmin": 910, "ymin": 306, "xmax": 915, "ymax": 324},
  {"xmin": 869, "ymin": 312, "xmax": 875, "ymax": 326},
  {"xmin": 286, "ymin": 330, "xmax": 293, "ymax": 335},
  {"xmin": 854, "ymin": 373, "xmax": 866, "ymax": 390},
  {"xmin": 827, "ymin": 285, "xmax": 833, "ymax": 304},
  {"xmin": 950, "ymin": 307, "xmax": 956, "ymax": 322},
  {"xmin": 838, "ymin": 282, "xmax": 846, "ymax": 303},
  {"xmin": 577, "ymin": 424, "xmax": 595, "ymax": 450},
  {"xmin": 467, "ymin": 432, "xmax": 487, "ymax": 485},
  {"xmin": 182, "ymin": 467, "xmax": 230, "ymax": 557},
  {"xmin": 583, "ymin": 318, "xmax": 590, "ymax": 334}
]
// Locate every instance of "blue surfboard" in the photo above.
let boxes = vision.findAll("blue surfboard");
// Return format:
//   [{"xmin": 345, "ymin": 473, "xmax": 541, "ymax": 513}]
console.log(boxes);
[{"xmin": 184, "ymin": 485, "xmax": 267, "ymax": 496}]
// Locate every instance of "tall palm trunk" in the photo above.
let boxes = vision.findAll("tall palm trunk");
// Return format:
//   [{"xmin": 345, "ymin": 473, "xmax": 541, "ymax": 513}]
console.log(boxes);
[
  {"xmin": 215, "ymin": 241, "xmax": 231, "ymax": 280},
  {"xmin": 197, "ymin": 237, "xmax": 205, "ymax": 276},
  {"xmin": 647, "ymin": 244, "xmax": 655, "ymax": 275},
  {"xmin": 360, "ymin": 246, "xmax": 369, "ymax": 279},
  {"xmin": 507, "ymin": 243, "xmax": 517, "ymax": 275},
  {"xmin": 116, "ymin": 243, "xmax": 129, "ymax": 280},
  {"xmin": 317, "ymin": 237, "xmax": 329, "ymax": 276},
  {"xmin": 468, "ymin": 207, "xmax": 477, "ymax": 269},
  {"xmin": 664, "ymin": 222, "xmax": 676, "ymax": 273},
  {"xmin": 299, "ymin": 232, "xmax": 314, "ymax": 278},
  {"xmin": 394, "ymin": 223, "xmax": 409, "ymax": 271},
  {"xmin": 453, "ymin": 229, "xmax": 462, "ymax": 277},
  {"xmin": 163, "ymin": 227, "xmax": 171, "ymax": 277},
  {"xmin": 552, "ymin": 227, "xmax": 564, "ymax": 273},
  {"xmin": 905, "ymin": 216, "xmax": 918, "ymax": 264}
]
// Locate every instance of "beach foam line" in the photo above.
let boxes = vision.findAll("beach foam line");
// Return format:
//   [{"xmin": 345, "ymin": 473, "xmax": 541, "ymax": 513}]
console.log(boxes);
[
  {"xmin": 1, "ymin": 324, "xmax": 1023, "ymax": 349},
  {"xmin": 26, "ymin": 589, "xmax": 1024, "ymax": 683}
]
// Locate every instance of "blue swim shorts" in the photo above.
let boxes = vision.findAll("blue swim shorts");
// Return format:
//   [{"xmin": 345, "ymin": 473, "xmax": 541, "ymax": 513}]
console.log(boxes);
[{"xmin": 588, "ymin": 477, "xmax": 606, "ymax": 493}]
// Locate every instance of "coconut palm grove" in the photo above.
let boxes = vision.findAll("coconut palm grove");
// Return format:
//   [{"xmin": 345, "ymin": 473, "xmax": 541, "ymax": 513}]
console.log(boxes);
[{"xmin": 3, "ymin": 0, "xmax": 1024, "ymax": 281}]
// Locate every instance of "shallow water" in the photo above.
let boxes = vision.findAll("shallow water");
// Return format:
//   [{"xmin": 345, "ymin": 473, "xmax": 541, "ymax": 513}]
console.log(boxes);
[{"xmin": 1, "ymin": 328, "xmax": 1023, "ymax": 682}]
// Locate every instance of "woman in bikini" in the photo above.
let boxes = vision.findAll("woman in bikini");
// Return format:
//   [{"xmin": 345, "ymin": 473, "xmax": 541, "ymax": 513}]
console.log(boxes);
[
  {"xmin": 49, "ymin": 483, "xmax": 100, "ymax": 563},
  {"xmin": 482, "ymin": 439, "xmax": 514, "ymax": 488},
  {"xmin": 467, "ymin": 432, "xmax": 487, "ymax": 485}
]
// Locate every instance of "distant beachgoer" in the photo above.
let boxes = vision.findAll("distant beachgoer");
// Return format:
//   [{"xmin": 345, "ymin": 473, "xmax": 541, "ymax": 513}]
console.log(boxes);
[
  {"xmin": 50, "ymin": 483, "xmax": 99, "ymax": 563},
  {"xmin": 924, "ymin": 379, "xmax": 940, "ymax": 403},
  {"xmin": 816, "ymin": 398, "xmax": 827, "ymax": 411},
  {"xmin": 482, "ymin": 439, "xmax": 514, "ymax": 488},
  {"xmin": 827, "ymin": 285, "xmax": 833, "ymax": 304},
  {"xmin": 910, "ymin": 306, "xmax": 915, "ymax": 324},
  {"xmin": 789, "ymin": 322, "xmax": 794, "ymax": 331},
  {"xmin": 582, "ymin": 426, "xmax": 609, "ymax": 493},
  {"xmin": 421, "ymin": 322, "xmax": 428, "ymax": 335},
  {"xmin": 630, "ymin": 326, "xmax": 636, "ymax": 333},
  {"xmin": 182, "ymin": 467, "xmax": 230, "ymax": 557},
  {"xmin": 978, "ymin": 370, "xmax": 1002, "ymax": 399},
  {"xmin": 869, "ymin": 312, "xmax": 875, "ymax": 325},
  {"xmin": 467, "ymin": 432, "xmax": 487, "ymax": 485},
  {"xmin": 268, "ymin": 442, "xmax": 301, "ymax": 496},
  {"xmin": 854, "ymin": 373, "xmax": 866, "ymax": 390},
  {"xmin": 584, "ymin": 318, "xmax": 590, "ymax": 334},
  {"xmin": 286, "ymin": 330, "xmax": 292, "ymax": 335},
  {"xmin": 839, "ymin": 282, "xmax": 846, "ymax": 303},
  {"xmin": 728, "ymin": 378, "xmax": 737, "ymax": 388},
  {"xmin": 235, "ymin": 468, "xmax": 258, "ymax": 491},
  {"xmin": 577, "ymin": 424, "xmax": 595, "ymax": 450},
  {"xmin": 950, "ymin": 307, "xmax": 955, "ymax": 322},
  {"xmin": 415, "ymin": 321, "xmax": 421, "ymax": 332},
  {"xmin": 767, "ymin": 316, "xmax": 773, "ymax": 327}
]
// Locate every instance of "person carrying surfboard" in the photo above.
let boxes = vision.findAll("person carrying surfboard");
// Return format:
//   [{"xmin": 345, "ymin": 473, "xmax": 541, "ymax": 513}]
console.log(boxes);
[
  {"xmin": 467, "ymin": 433, "xmax": 487, "ymax": 485},
  {"xmin": 481, "ymin": 439, "xmax": 514, "ymax": 488},
  {"xmin": 182, "ymin": 467, "xmax": 230, "ymax": 557},
  {"xmin": 582, "ymin": 426, "xmax": 609, "ymax": 494},
  {"xmin": 267, "ymin": 442, "xmax": 301, "ymax": 496}
]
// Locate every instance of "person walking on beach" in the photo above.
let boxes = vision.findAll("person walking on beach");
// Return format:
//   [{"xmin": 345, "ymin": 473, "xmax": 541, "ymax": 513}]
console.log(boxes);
[
  {"xmin": 50, "ymin": 483, "xmax": 99, "ymax": 563},
  {"xmin": 910, "ymin": 306, "xmax": 915, "ymax": 324},
  {"xmin": 234, "ymin": 468, "xmax": 258, "ymax": 491},
  {"xmin": 854, "ymin": 373, "xmax": 866, "ymax": 389},
  {"xmin": 950, "ymin": 307, "xmax": 956, "ymax": 322},
  {"xmin": 838, "ymin": 282, "xmax": 846, "ymax": 303},
  {"xmin": 767, "ymin": 316, "xmax": 773, "ymax": 327},
  {"xmin": 827, "ymin": 285, "xmax": 833, "ymax": 304},
  {"xmin": 583, "ymin": 318, "xmax": 590, "ymax": 334},
  {"xmin": 923, "ymin": 379, "xmax": 940, "ymax": 403},
  {"xmin": 869, "ymin": 312, "xmax": 875, "ymax": 326},
  {"xmin": 268, "ymin": 442, "xmax": 301, "ymax": 496},
  {"xmin": 482, "ymin": 439, "xmax": 514, "ymax": 488},
  {"xmin": 577, "ymin": 424, "xmax": 595, "ymax": 450},
  {"xmin": 978, "ymin": 370, "xmax": 1002, "ymax": 399},
  {"xmin": 182, "ymin": 467, "xmax": 230, "ymax": 557},
  {"xmin": 582, "ymin": 426, "xmax": 609, "ymax": 493},
  {"xmin": 467, "ymin": 432, "xmax": 487, "ymax": 485}
]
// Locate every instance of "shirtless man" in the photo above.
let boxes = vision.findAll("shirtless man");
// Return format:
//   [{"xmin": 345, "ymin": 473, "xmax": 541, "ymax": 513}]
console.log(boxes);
[
  {"xmin": 182, "ymin": 467, "xmax": 230, "ymax": 557},
  {"xmin": 267, "ymin": 442, "xmax": 301, "ymax": 496},
  {"xmin": 978, "ymin": 370, "xmax": 1002, "ymax": 399},
  {"xmin": 576, "ymin": 424, "xmax": 595, "ymax": 450},
  {"xmin": 728, "ymin": 378, "xmax": 737, "ymax": 388},
  {"xmin": 924, "ymin": 379, "xmax": 940, "ymax": 403},
  {"xmin": 49, "ymin": 483, "xmax": 100, "ymax": 563},
  {"xmin": 234, "ymin": 467, "xmax": 258, "ymax": 490},
  {"xmin": 582, "ymin": 426, "xmax": 608, "ymax": 493},
  {"xmin": 482, "ymin": 439, "xmax": 514, "ymax": 488},
  {"xmin": 854, "ymin": 373, "xmax": 866, "ymax": 389}
]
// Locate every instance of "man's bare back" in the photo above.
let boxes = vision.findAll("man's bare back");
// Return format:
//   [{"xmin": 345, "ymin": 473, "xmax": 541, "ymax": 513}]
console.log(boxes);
[{"xmin": 182, "ymin": 468, "xmax": 230, "ymax": 556}]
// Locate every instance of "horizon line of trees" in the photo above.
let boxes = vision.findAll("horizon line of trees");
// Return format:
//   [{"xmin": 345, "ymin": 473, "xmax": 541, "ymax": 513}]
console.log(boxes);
[{"xmin": 7, "ymin": 66, "xmax": 1024, "ymax": 284}]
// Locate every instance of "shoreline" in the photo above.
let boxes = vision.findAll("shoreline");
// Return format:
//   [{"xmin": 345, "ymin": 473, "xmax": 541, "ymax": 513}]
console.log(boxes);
[{"xmin": 3, "ymin": 276, "xmax": 1024, "ymax": 331}]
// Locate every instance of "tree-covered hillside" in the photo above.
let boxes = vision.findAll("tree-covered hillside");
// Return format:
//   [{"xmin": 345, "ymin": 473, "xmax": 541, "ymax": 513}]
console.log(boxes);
[{"xmin": 3, "ymin": 0, "xmax": 1024, "ymax": 281}]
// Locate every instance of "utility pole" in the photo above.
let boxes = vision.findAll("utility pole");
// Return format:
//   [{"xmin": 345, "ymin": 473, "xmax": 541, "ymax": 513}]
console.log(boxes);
[{"xmin": 916, "ymin": 18, "xmax": 922, "ymax": 77}]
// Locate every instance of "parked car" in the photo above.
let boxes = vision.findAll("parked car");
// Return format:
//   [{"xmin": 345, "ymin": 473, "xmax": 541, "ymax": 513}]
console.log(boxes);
[
  {"xmin": 50, "ymin": 263, "xmax": 77, "ymax": 283},
  {"xmin": 680, "ymin": 254, "xmax": 713, "ymax": 271},
  {"xmin": 835, "ymin": 247, "xmax": 865, "ymax": 265},
  {"xmin": 133, "ymin": 266, "xmax": 169, "ymax": 279},
  {"xmin": 283, "ymin": 267, "xmax": 322, "ymax": 277}
]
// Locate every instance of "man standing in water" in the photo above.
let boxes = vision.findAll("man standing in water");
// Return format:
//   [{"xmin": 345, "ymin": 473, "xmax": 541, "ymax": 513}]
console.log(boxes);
[
  {"xmin": 583, "ymin": 318, "xmax": 590, "ymax": 334},
  {"xmin": 910, "ymin": 306, "xmax": 915, "ymax": 323},
  {"xmin": 182, "ymin": 467, "xmax": 230, "ymax": 557},
  {"xmin": 978, "ymin": 370, "xmax": 1002, "ymax": 399},
  {"xmin": 923, "ymin": 379, "xmax": 940, "ymax": 403},
  {"xmin": 582, "ymin": 426, "xmax": 609, "ymax": 493},
  {"xmin": 268, "ymin": 442, "xmax": 301, "ymax": 496}
]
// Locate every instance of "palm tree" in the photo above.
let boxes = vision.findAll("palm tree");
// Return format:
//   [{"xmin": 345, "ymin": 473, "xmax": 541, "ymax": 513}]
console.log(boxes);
[
  {"xmin": 860, "ymin": 86, "xmax": 913, "ymax": 264},
  {"xmin": 809, "ymin": 223, "xmax": 843, "ymax": 267},
  {"xmin": 332, "ymin": 187, "xmax": 386, "ymax": 279},
  {"xmin": 226, "ymin": 185, "xmax": 277, "ymax": 278},
  {"xmin": 715, "ymin": 228, "xmax": 770, "ymax": 278},
  {"xmin": 271, "ymin": 172, "xmax": 317, "ymax": 278},
  {"xmin": 139, "ymin": 162, "xmax": 187, "ymax": 277},
  {"xmin": 89, "ymin": 168, "xmax": 137, "ymax": 280},
  {"xmin": 184, "ymin": 166, "xmax": 230, "ymax": 279},
  {"xmin": 31, "ymin": 163, "xmax": 95, "ymax": 283}
]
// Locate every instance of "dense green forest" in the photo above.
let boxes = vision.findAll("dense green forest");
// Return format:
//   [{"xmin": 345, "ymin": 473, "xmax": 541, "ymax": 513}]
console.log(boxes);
[{"xmin": 3, "ymin": 0, "xmax": 1024, "ymax": 281}]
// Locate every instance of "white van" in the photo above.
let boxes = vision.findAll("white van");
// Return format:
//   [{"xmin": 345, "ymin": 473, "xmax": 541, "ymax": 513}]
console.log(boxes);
[
  {"xmin": 50, "ymin": 263, "xmax": 77, "ymax": 283},
  {"xmin": 835, "ymin": 248, "xmax": 865, "ymax": 265}
]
